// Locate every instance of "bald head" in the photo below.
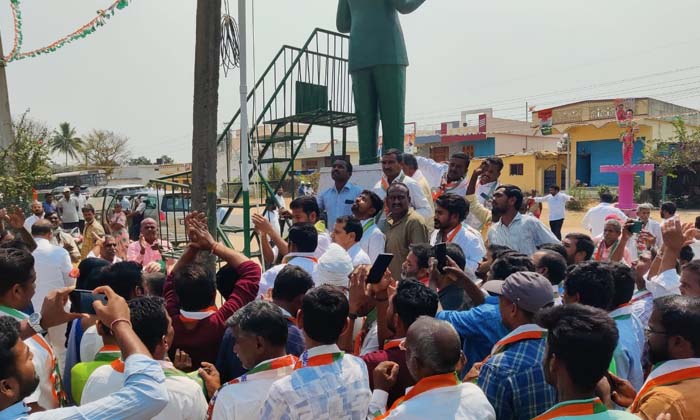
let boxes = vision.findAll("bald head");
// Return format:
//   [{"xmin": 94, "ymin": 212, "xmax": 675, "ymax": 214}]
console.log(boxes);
[
  {"xmin": 405, "ymin": 316, "xmax": 461, "ymax": 379},
  {"xmin": 30, "ymin": 201, "xmax": 43, "ymax": 216},
  {"xmin": 31, "ymin": 219, "xmax": 53, "ymax": 238}
]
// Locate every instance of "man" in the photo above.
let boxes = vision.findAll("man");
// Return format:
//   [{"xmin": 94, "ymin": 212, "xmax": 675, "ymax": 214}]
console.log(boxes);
[
  {"xmin": 332, "ymin": 216, "xmax": 371, "ymax": 267},
  {"xmin": 81, "ymin": 296, "xmax": 207, "ymax": 420},
  {"xmin": 275, "ymin": 187, "xmax": 287, "ymax": 235},
  {"xmin": 562, "ymin": 261, "xmax": 643, "ymax": 391},
  {"xmin": 622, "ymin": 295, "xmax": 700, "ymax": 418},
  {"xmin": 126, "ymin": 218, "xmax": 171, "ymax": 268},
  {"xmin": 362, "ymin": 280, "xmax": 438, "ymax": 409},
  {"xmin": 383, "ymin": 183, "xmax": 430, "ymax": 282},
  {"xmin": 351, "ymin": 190, "xmax": 386, "ymax": 263},
  {"xmin": 80, "ymin": 204, "xmax": 105, "ymax": 261},
  {"xmin": 23, "ymin": 202, "xmax": 44, "ymax": 234},
  {"xmin": 87, "ymin": 235, "xmax": 122, "ymax": 264},
  {"xmin": 466, "ymin": 157, "xmax": 503, "ymax": 230},
  {"xmin": 563, "ymin": 232, "xmax": 595, "ymax": 265},
  {"xmin": 400, "ymin": 244, "xmax": 432, "ymax": 286},
  {"xmin": 534, "ymin": 185, "xmax": 574, "ymax": 240},
  {"xmin": 400, "ymin": 153, "xmax": 435, "ymax": 216},
  {"xmin": 534, "ymin": 304, "xmax": 637, "ymax": 420},
  {"xmin": 164, "ymin": 212, "xmax": 260, "ymax": 368},
  {"xmin": 269, "ymin": 196, "xmax": 331, "ymax": 262},
  {"xmin": 488, "ymin": 185, "xmax": 559, "ymax": 255},
  {"xmin": 680, "ymin": 260, "xmax": 700, "ymax": 297},
  {"xmin": 203, "ymin": 301, "xmax": 297, "ymax": 420},
  {"xmin": 581, "ymin": 192, "xmax": 627, "ymax": 238},
  {"xmin": 431, "ymin": 193, "xmax": 485, "ymax": 272},
  {"xmin": 0, "ymin": 248, "xmax": 63, "ymax": 410},
  {"xmin": 258, "ymin": 223, "xmax": 318, "ymax": 296},
  {"xmin": 261, "ymin": 285, "xmax": 372, "ymax": 419},
  {"xmin": 30, "ymin": 220, "xmax": 73, "ymax": 369},
  {"xmin": 532, "ymin": 249, "xmax": 568, "ymax": 302},
  {"xmin": 464, "ymin": 165, "xmax": 497, "ymax": 235},
  {"xmin": 215, "ymin": 265, "xmax": 310, "ymax": 383},
  {"xmin": 368, "ymin": 317, "xmax": 496, "ymax": 419},
  {"xmin": 42, "ymin": 193, "xmax": 56, "ymax": 216},
  {"xmin": 414, "ymin": 153, "xmax": 470, "ymax": 200},
  {"xmin": 631, "ymin": 203, "xmax": 663, "ymax": 256},
  {"xmin": 313, "ymin": 244, "xmax": 354, "ymax": 289},
  {"xmin": 645, "ymin": 218, "xmax": 687, "ymax": 298},
  {"xmin": 56, "ymin": 187, "xmax": 80, "ymax": 231},
  {"xmin": 432, "ymin": 243, "xmax": 472, "ymax": 311},
  {"xmin": 437, "ymin": 253, "xmax": 534, "ymax": 374},
  {"xmin": 630, "ymin": 250, "xmax": 656, "ymax": 326},
  {"xmin": 72, "ymin": 186, "xmax": 87, "ymax": 232},
  {"xmin": 0, "ymin": 286, "xmax": 170, "ymax": 419},
  {"xmin": 47, "ymin": 212, "xmax": 80, "ymax": 263},
  {"xmin": 659, "ymin": 201, "xmax": 676, "ymax": 220},
  {"xmin": 373, "ymin": 149, "xmax": 432, "ymax": 224},
  {"xmin": 318, "ymin": 158, "xmax": 363, "ymax": 228},
  {"xmin": 477, "ymin": 272, "xmax": 556, "ymax": 420}
]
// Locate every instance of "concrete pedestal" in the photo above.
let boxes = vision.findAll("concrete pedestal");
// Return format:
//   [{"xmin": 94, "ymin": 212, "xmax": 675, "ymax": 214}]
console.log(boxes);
[{"xmin": 600, "ymin": 164, "xmax": 655, "ymax": 214}]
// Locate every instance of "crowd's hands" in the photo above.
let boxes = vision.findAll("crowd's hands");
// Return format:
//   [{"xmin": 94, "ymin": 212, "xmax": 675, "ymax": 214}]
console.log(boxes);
[
  {"xmin": 143, "ymin": 261, "xmax": 162, "ymax": 273},
  {"xmin": 185, "ymin": 212, "xmax": 215, "ymax": 251},
  {"xmin": 661, "ymin": 218, "xmax": 699, "ymax": 252},
  {"xmin": 39, "ymin": 286, "xmax": 83, "ymax": 330},
  {"xmin": 173, "ymin": 348, "xmax": 193, "ymax": 372},
  {"xmin": 3, "ymin": 206, "xmax": 26, "ymax": 231},
  {"xmin": 638, "ymin": 231, "xmax": 657, "ymax": 248},
  {"xmin": 198, "ymin": 362, "xmax": 221, "ymax": 398},
  {"xmin": 440, "ymin": 256, "xmax": 469, "ymax": 288},
  {"xmin": 251, "ymin": 213, "xmax": 274, "ymax": 236},
  {"xmin": 91, "ymin": 286, "xmax": 130, "ymax": 331},
  {"xmin": 605, "ymin": 371, "xmax": 636, "ymax": 408},
  {"xmin": 373, "ymin": 361, "xmax": 399, "ymax": 392},
  {"xmin": 463, "ymin": 362, "xmax": 483, "ymax": 383},
  {"xmin": 348, "ymin": 265, "xmax": 371, "ymax": 315}
]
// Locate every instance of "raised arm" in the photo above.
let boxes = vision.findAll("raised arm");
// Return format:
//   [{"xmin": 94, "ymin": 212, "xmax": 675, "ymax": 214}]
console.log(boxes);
[
  {"xmin": 336, "ymin": 0, "xmax": 351, "ymax": 33},
  {"xmin": 416, "ymin": 155, "xmax": 447, "ymax": 186}
]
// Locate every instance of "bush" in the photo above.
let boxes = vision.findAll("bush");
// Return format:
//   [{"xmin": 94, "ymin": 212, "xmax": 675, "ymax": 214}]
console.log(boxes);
[{"xmin": 566, "ymin": 185, "xmax": 589, "ymax": 211}]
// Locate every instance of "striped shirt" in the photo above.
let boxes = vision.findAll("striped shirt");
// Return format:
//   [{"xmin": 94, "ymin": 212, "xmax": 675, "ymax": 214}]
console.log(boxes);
[{"xmin": 487, "ymin": 213, "xmax": 560, "ymax": 256}]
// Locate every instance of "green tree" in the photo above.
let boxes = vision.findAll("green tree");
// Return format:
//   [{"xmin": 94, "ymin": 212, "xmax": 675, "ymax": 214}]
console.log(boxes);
[
  {"xmin": 0, "ymin": 113, "xmax": 52, "ymax": 206},
  {"xmin": 157, "ymin": 155, "xmax": 174, "ymax": 164},
  {"xmin": 50, "ymin": 122, "xmax": 83, "ymax": 167},
  {"xmin": 643, "ymin": 118, "xmax": 700, "ymax": 178},
  {"xmin": 128, "ymin": 156, "xmax": 152, "ymax": 165},
  {"xmin": 82, "ymin": 130, "xmax": 132, "ymax": 175}
]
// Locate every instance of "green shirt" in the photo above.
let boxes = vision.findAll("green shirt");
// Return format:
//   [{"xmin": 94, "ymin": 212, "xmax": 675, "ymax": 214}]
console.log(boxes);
[{"xmin": 336, "ymin": 0, "xmax": 426, "ymax": 72}]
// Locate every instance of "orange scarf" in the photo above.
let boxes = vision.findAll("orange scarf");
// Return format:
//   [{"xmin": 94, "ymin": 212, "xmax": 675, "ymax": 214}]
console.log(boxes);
[{"xmin": 375, "ymin": 372, "xmax": 459, "ymax": 419}]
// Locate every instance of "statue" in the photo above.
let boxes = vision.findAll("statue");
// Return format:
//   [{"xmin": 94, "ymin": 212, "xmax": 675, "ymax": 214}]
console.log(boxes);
[
  {"xmin": 336, "ymin": 0, "xmax": 427, "ymax": 164},
  {"xmin": 619, "ymin": 108, "xmax": 638, "ymax": 166}
]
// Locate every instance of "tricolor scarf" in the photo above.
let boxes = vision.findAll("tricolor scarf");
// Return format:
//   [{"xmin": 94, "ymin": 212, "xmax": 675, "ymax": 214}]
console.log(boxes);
[
  {"xmin": 594, "ymin": 239, "xmax": 619, "ymax": 262},
  {"xmin": 206, "ymin": 355, "xmax": 298, "ymax": 419},
  {"xmin": 294, "ymin": 350, "xmax": 344, "ymax": 370},
  {"xmin": 533, "ymin": 397, "xmax": 608, "ymax": 420},
  {"xmin": 179, "ymin": 305, "xmax": 218, "ymax": 324},
  {"xmin": 609, "ymin": 303, "xmax": 633, "ymax": 321},
  {"xmin": 489, "ymin": 324, "xmax": 547, "ymax": 357},
  {"xmin": 432, "ymin": 176, "xmax": 465, "ymax": 201},
  {"xmin": 629, "ymin": 358, "xmax": 700, "ymax": 413},
  {"xmin": 630, "ymin": 289, "xmax": 652, "ymax": 303},
  {"xmin": 383, "ymin": 338, "xmax": 404, "ymax": 351},
  {"xmin": 436, "ymin": 225, "xmax": 461, "ymax": 244},
  {"xmin": 374, "ymin": 372, "xmax": 459, "ymax": 420}
]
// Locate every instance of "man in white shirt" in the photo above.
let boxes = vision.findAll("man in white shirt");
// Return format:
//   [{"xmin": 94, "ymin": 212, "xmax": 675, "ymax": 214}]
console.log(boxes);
[
  {"xmin": 57, "ymin": 187, "xmax": 81, "ymax": 231},
  {"xmin": 86, "ymin": 235, "xmax": 123, "ymax": 264},
  {"xmin": 72, "ymin": 185, "xmax": 88, "ymax": 232},
  {"xmin": 373, "ymin": 149, "xmax": 432, "ymax": 225},
  {"xmin": 581, "ymin": 192, "xmax": 627, "ymax": 238},
  {"xmin": 369, "ymin": 316, "xmax": 495, "ymax": 419},
  {"xmin": 202, "ymin": 301, "xmax": 298, "ymax": 420},
  {"xmin": 534, "ymin": 185, "xmax": 574, "ymax": 240},
  {"xmin": 331, "ymin": 215, "xmax": 371, "ymax": 267},
  {"xmin": 81, "ymin": 296, "xmax": 207, "ymax": 420},
  {"xmin": 400, "ymin": 153, "xmax": 435, "ymax": 217},
  {"xmin": 30, "ymin": 220, "xmax": 73, "ymax": 370},
  {"xmin": 627, "ymin": 203, "xmax": 663, "ymax": 260},
  {"xmin": 431, "ymin": 193, "xmax": 485, "ymax": 272},
  {"xmin": 261, "ymin": 285, "xmax": 371, "ymax": 419},
  {"xmin": 351, "ymin": 190, "xmax": 386, "ymax": 263},
  {"xmin": 414, "ymin": 152, "xmax": 471, "ymax": 199},
  {"xmin": 258, "ymin": 223, "xmax": 319, "ymax": 296},
  {"xmin": 467, "ymin": 157, "xmax": 503, "ymax": 230},
  {"xmin": 23, "ymin": 201, "xmax": 45, "ymax": 233}
]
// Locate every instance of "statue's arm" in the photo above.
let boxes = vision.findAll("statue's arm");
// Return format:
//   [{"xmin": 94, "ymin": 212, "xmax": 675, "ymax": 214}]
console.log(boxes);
[
  {"xmin": 392, "ymin": 0, "xmax": 426, "ymax": 14},
  {"xmin": 336, "ymin": 0, "xmax": 351, "ymax": 33}
]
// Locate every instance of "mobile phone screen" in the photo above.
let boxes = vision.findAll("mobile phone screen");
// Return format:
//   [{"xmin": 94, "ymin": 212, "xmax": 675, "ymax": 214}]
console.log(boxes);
[
  {"xmin": 435, "ymin": 242, "xmax": 447, "ymax": 273},
  {"xmin": 366, "ymin": 253, "xmax": 394, "ymax": 284},
  {"xmin": 69, "ymin": 289, "xmax": 107, "ymax": 315}
]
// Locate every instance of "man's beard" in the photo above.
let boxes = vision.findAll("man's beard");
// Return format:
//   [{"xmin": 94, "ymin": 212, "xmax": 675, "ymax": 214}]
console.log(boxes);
[
  {"xmin": 646, "ymin": 341, "xmax": 670, "ymax": 366},
  {"xmin": 19, "ymin": 373, "xmax": 40, "ymax": 400}
]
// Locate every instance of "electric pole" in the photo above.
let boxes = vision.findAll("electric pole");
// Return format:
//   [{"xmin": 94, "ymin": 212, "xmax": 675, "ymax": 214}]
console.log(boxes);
[{"xmin": 0, "ymin": 31, "xmax": 15, "ymax": 149}]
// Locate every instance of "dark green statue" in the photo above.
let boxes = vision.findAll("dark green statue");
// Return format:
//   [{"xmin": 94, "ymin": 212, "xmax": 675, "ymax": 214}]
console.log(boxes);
[{"xmin": 336, "ymin": 0, "xmax": 426, "ymax": 165}]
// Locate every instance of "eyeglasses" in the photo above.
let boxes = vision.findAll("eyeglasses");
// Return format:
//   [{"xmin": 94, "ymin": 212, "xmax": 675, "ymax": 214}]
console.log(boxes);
[{"xmin": 644, "ymin": 327, "xmax": 668, "ymax": 336}]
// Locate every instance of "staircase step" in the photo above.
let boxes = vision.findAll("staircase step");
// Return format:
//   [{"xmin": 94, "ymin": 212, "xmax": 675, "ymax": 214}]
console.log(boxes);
[
  {"xmin": 258, "ymin": 157, "xmax": 291, "ymax": 164},
  {"xmin": 265, "ymin": 111, "xmax": 357, "ymax": 128},
  {"xmin": 253, "ymin": 134, "xmax": 304, "ymax": 144}
]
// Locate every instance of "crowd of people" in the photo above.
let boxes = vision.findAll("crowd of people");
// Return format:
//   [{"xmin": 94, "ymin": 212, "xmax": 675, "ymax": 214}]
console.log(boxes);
[{"xmin": 0, "ymin": 148, "xmax": 700, "ymax": 419}]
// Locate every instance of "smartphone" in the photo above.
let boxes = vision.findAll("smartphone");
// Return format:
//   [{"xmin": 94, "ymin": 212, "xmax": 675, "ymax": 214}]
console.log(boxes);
[
  {"xmin": 69, "ymin": 289, "xmax": 107, "ymax": 315},
  {"xmin": 435, "ymin": 242, "xmax": 447, "ymax": 273},
  {"xmin": 629, "ymin": 220, "xmax": 643, "ymax": 234},
  {"xmin": 366, "ymin": 253, "xmax": 394, "ymax": 284}
]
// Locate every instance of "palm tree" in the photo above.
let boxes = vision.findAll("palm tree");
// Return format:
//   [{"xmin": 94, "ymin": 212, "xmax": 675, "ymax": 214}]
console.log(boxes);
[{"xmin": 50, "ymin": 122, "xmax": 83, "ymax": 167}]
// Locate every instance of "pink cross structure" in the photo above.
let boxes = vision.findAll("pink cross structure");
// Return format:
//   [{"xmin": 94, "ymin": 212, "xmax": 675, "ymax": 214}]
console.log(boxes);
[{"xmin": 600, "ymin": 164, "xmax": 655, "ymax": 216}]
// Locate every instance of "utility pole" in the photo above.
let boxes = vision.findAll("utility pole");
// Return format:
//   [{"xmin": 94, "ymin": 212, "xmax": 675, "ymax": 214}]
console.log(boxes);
[
  {"xmin": 0, "ymin": 31, "xmax": 15, "ymax": 149},
  {"xmin": 191, "ymin": 0, "xmax": 221, "ymax": 252},
  {"xmin": 238, "ymin": 0, "xmax": 252, "ymax": 257}
]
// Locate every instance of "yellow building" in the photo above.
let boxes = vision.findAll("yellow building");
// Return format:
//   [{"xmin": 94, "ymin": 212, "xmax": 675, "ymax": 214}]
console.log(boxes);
[
  {"xmin": 470, "ymin": 151, "xmax": 567, "ymax": 194},
  {"xmin": 531, "ymin": 98, "xmax": 700, "ymax": 188}
]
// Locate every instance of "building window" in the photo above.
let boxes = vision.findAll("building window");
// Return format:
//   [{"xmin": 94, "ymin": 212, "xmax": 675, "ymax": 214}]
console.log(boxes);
[
  {"xmin": 510, "ymin": 164, "xmax": 524, "ymax": 176},
  {"xmin": 462, "ymin": 145, "xmax": 475, "ymax": 158}
]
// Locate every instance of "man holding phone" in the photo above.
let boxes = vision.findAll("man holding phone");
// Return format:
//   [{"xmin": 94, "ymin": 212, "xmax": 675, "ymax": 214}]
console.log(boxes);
[{"xmin": 431, "ymin": 193, "xmax": 485, "ymax": 272}]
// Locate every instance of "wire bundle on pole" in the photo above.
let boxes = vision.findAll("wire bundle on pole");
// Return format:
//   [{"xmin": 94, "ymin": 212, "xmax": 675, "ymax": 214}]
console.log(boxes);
[
  {"xmin": 2, "ymin": 0, "xmax": 134, "ymax": 64},
  {"xmin": 220, "ymin": 0, "xmax": 240, "ymax": 77}
]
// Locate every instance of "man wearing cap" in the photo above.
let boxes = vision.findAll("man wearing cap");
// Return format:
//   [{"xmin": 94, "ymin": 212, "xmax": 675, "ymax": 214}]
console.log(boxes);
[{"xmin": 475, "ymin": 272, "xmax": 557, "ymax": 420}]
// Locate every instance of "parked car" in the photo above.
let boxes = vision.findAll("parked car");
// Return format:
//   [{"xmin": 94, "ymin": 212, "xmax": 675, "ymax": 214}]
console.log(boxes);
[
  {"xmin": 141, "ymin": 191, "xmax": 192, "ymax": 246},
  {"xmin": 87, "ymin": 184, "xmax": 145, "ymax": 222}
]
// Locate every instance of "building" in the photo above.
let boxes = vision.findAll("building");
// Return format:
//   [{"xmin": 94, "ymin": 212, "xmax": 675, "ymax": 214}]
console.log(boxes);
[
  {"xmin": 531, "ymin": 98, "xmax": 700, "ymax": 188},
  {"xmin": 110, "ymin": 163, "xmax": 192, "ymax": 186},
  {"xmin": 414, "ymin": 109, "xmax": 560, "ymax": 162},
  {"xmin": 293, "ymin": 140, "xmax": 359, "ymax": 173}
]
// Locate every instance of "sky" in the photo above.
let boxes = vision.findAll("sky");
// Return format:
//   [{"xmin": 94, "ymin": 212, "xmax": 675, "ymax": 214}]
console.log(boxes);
[{"xmin": 3, "ymin": 0, "xmax": 700, "ymax": 164}]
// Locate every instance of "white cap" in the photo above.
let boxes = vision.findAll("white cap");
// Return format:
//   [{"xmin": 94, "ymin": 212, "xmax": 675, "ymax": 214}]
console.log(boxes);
[{"xmin": 313, "ymin": 243, "xmax": 353, "ymax": 288}]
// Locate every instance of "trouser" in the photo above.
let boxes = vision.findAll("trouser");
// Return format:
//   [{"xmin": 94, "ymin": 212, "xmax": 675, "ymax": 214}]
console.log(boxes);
[
  {"xmin": 351, "ymin": 65, "xmax": 406, "ymax": 165},
  {"xmin": 550, "ymin": 218, "xmax": 564, "ymax": 240},
  {"xmin": 78, "ymin": 219, "xmax": 85, "ymax": 232}
]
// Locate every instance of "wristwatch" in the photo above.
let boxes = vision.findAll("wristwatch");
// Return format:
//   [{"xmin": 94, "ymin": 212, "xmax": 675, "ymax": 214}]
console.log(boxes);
[
  {"xmin": 348, "ymin": 313, "xmax": 358, "ymax": 321},
  {"xmin": 28, "ymin": 312, "xmax": 46, "ymax": 335}
]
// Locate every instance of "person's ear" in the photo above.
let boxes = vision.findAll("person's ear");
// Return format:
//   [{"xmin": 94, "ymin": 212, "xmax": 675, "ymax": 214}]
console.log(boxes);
[
  {"xmin": 340, "ymin": 317, "xmax": 351, "ymax": 336},
  {"xmin": 0, "ymin": 378, "xmax": 18, "ymax": 399},
  {"xmin": 296, "ymin": 309, "xmax": 304, "ymax": 330}
]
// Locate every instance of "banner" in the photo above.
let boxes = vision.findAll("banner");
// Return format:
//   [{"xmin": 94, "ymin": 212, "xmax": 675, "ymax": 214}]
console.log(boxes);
[
  {"xmin": 478, "ymin": 114, "xmax": 487, "ymax": 133},
  {"xmin": 538, "ymin": 109, "xmax": 553, "ymax": 135}
]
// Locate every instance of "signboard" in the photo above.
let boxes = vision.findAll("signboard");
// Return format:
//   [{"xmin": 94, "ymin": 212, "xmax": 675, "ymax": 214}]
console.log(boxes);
[
  {"xmin": 538, "ymin": 109, "xmax": 553, "ymax": 135},
  {"xmin": 478, "ymin": 114, "xmax": 487, "ymax": 133}
]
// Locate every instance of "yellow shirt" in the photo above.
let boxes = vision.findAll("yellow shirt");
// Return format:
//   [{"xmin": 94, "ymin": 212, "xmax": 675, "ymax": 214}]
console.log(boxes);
[{"xmin": 81, "ymin": 221, "xmax": 105, "ymax": 260}]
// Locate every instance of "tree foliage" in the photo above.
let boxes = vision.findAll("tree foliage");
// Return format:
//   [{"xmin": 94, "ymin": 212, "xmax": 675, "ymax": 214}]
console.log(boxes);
[
  {"xmin": 82, "ymin": 130, "xmax": 132, "ymax": 174},
  {"xmin": 128, "ymin": 156, "xmax": 152, "ymax": 165},
  {"xmin": 50, "ymin": 122, "xmax": 83, "ymax": 167},
  {"xmin": 643, "ymin": 118, "xmax": 700, "ymax": 177},
  {"xmin": 0, "ymin": 113, "xmax": 53, "ymax": 206},
  {"xmin": 157, "ymin": 155, "xmax": 174, "ymax": 164}
]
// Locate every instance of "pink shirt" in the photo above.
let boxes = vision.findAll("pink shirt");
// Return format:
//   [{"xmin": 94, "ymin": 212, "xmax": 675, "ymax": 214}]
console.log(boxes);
[{"xmin": 126, "ymin": 239, "xmax": 171, "ymax": 266}]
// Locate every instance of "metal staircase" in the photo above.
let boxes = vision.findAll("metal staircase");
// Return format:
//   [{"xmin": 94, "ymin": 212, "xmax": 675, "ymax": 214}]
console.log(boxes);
[{"xmin": 150, "ymin": 28, "xmax": 356, "ymax": 259}]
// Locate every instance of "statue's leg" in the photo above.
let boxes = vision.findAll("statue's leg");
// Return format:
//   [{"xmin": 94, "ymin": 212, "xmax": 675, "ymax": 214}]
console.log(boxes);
[
  {"xmin": 375, "ymin": 65, "xmax": 406, "ymax": 153},
  {"xmin": 352, "ymin": 69, "xmax": 380, "ymax": 165}
]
